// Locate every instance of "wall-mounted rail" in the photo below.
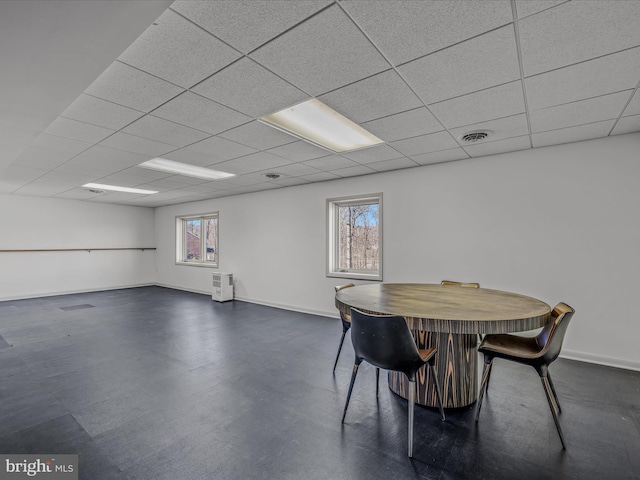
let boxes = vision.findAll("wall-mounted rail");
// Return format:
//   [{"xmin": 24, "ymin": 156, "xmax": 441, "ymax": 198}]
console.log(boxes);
[{"xmin": 0, "ymin": 248, "xmax": 156, "ymax": 253}]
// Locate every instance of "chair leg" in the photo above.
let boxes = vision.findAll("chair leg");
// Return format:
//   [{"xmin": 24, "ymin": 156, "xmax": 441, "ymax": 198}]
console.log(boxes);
[
  {"xmin": 375, "ymin": 367, "xmax": 380, "ymax": 397},
  {"xmin": 541, "ymin": 376, "xmax": 567, "ymax": 449},
  {"xmin": 408, "ymin": 379, "xmax": 415, "ymax": 457},
  {"xmin": 332, "ymin": 330, "xmax": 348, "ymax": 373},
  {"xmin": 475, "ymin": 358, "xmax": 493, "ymax": 422},
  {"xmin": 429, "ymin": 364, "xmax": 446, "ymax": 421},
  {"xmin": 546, "ymin": 372, "xmax": 561, "ymax": 414},
  {"xmin": 342, "ymin": 363, "xmax": 360, "ymax": 423}
]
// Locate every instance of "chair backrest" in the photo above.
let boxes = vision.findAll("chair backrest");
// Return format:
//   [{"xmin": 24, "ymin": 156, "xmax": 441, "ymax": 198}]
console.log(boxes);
[
  {"xmin": 350, "ymin": 308, "xmax": 424, "ymax": 379},
  {"xmin": 441, "ymin": 280, "xmax": 480, "ymax": 288},
  {"xmin": 535, "ymin": 302, "xmax": 575, "ymax": 364},
  {"xmin": 335, "ymin": 283, "xmax": 355, "ymax": 322}
]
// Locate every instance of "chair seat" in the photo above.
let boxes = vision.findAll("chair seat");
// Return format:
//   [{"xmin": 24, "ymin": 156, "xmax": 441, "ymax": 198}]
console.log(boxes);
[
  {"xmin": 418, "ymin": 348, "xmax": 437, "ymax": 362},
  {"xmin": 479, "ymin": 334, "xmax": 541, "ymax": 359}
]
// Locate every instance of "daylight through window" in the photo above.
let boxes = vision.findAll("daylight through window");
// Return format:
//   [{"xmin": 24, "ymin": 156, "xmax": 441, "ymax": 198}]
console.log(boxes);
[
  {"xmin": 176, "ymin": 213, "xmax": 218, "ymax": 267},
  {"xmin": 327, "ymin": 194, "xmax": 382, "ymax": 281}
]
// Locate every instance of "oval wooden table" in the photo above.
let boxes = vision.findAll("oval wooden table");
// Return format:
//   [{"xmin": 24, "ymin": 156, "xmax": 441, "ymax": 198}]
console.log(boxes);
[{"xmin": 335, "ymin": 283, "xmax": 551, "ymax": 409}]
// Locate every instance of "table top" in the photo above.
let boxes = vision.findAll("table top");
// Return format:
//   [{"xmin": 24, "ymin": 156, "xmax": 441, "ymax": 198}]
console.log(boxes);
[{"xmin": 335, "ymin": 283, "xmax": 551, "ymax": 335}]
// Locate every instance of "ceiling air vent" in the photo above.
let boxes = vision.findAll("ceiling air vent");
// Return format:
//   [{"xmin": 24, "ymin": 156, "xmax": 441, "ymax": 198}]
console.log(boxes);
[
  {"xmin": 86, "ymin": 188, "xmax": 105, "ymax": 194},
  {"xmin": 458, "ymin": 130, "xmax": 493, "ymax": 143},
  {"xmin": 264, "ymin": 173, "xmax": 281, "ymax": 180}
]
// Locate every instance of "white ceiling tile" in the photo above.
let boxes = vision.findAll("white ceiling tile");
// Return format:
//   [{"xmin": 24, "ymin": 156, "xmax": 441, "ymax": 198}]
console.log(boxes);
[
  {"xmin": 219, "ymin": 121, "xmax": 297, "ymax": 150},
  {"xmin": 186, "ymin": 136, "xmax": 257, "ymax": 163},
  {"xmin": 361, "ymin": 107, "xmax": 443, "ymax": 142},
  {"xmin": 342, "ymin": 144, "xmax": 404, "ymax": 164},
  {"xmin": 303, "ymin": 155, "xmax": 359, "ymax": 171},
  {"xmin": 430, "ymin": 81, "xmax": 525, "ymax": 129},
  {"xmin": 85, "ymin": 61, "xmax": 183, "ymax": 112},
  {"xmin": 14, "ymin": 182, "xmax": 73, "ymax": 197},
  {"xmin": 410, "ymin": 148, "xmax": 470, "ymax": 166},
  {"xmin": 532, "ymin": 120, "xmax": 616, "ymax": 148},
  {"xmin": 269, "ymin": 162, "xmax": 322, "ymax": 177},
  {"xmin": 81, "ymin": 145, "xmax": 150, "ymax": 168},
  {"xmin": 12, "ymin": 146, "xmax": 74, "ymax": 169},
  {"xmin": 266, "ymin": 140, "xmax": 329, "ymax": 162},
  {"xmin": 55, "ymin": 188, "xmax": 106, "ymax": 201},
  {"xmin": 88, "ymin": 191, "xmax": 149, "ymax": 203},
  {"xmin": 332, "ymin": 165, "xmax": 376, "ymax": 178},
  {"xmin": 299, "ymin": 171, "xmax": 341, "ymax": 182},
  {"xmin": 389, "ymin": 131, "xmax": 459, "ymax": 156},
  {"xmin": 623, "ymin": 90, "xmax": 640, "ymax": 117},
  {"xmin": 99, "ymin": 132, "xmax": 175, "ymax": 157},
  {"xmin": 122, "ymin": 115, "xmax": 210, "ymax": 147},
  {"xmin": 61, "ymin": 94, "xmax": 144, "ymax": 130},
  {"xmin": 464, "ymin": 135, "xmax": 531, "ymax": 157},
  {"xmin": 519, "ymin": 0, "xmax": 640, "ymax": 76},
  {"xmin": 162, "ymin": 147, "xmax": 227, "ymax": 167},
  {"xmin": 318, "ymin": 69, "xmax": 422, "ymax": 123},
  {"xmin": 611, "ymin": 115, "xmax": 640, "ymax": 136},
  {"xmin": 525, "ymin": 47, "xmax": 640, "ymax": 110},
  {"xmin": 122, "ymin": 166, "xmax": 175, "ymax": 182},
  {"xmin": 192, "ymin": 58, "xmax": 309, "ymax": 117},
  {"xmin": 96, "ymin": 173, "xmax": 159, "ymax": 188},
  {"xmin": 141, "ymin": 177, "xmax": 195, "ymax": 189},
  {"xmin": 250, "ymin": 4, "xmax": 389, "ymax": 96},
  {"xmin": 118, "ymin": 9, "xmax": 241, "ymax": 89},
  {"xmin": 398, "ymin": 26, "xmax": 520, "ymax": 105},
  {"xmin": 43, "ymin": 117, "xmax": 114, "ymax": 143},
  {"xmin": 342, "ymin": 0, "xmax": 512, "ymax": 65},
  {"xmin": 0, "ymin": 165, "xmax": 47, "ymax": 184},
  {"xmin": 274, "ymin": 177, "xmax": 312, "ymax": 187},
  {"xmin": 515, "ymin": 0, "xmax": 568, "ymax": 20},
  {"xmin": 212, "ymin": 152, "xmax": 292, "ymax": 176},
  {"xmin": 368, "ymin": 157, "xmax": 419, "ymax": 172},
  {"xmin": 152, "ymin": 92, "xmax": 251, "ymax": 135},
  {"xmin": 30, "ymin": 133, "xmax": 93, "ymax": 157},
  {"xmin": 225, "ymin": 183, "xmax": 283, "ymax": 195},
  {"xmin": 171, "ymin": 0, "xmax": 331, "ymax": 54},
  {"xmin": 53, "ymin": 155, "xmax": 120, "ymax": 176},
  {"xmin": 449, "ymin": 114, "xmax": 530, "ymax": 146},
  {"xmin": 37, "ymin": 170, "xmax": 96, "ymax": 186},
  {"xmin": 530, "ymin": 91, "xmax": 632, "ymax": 134}
]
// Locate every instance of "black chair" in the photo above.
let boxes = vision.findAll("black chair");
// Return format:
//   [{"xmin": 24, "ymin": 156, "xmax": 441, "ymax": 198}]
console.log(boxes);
[
  {"xmin": 342, "ymin": 308, "xmax": 446, "ymax": 457},
  {"xmin": 475, "ymin": 302, "xmax": 575, "ymax": 449},
  {"xmin": 333, "ymin": 283, "xmax": 355, "ymax": 372}
]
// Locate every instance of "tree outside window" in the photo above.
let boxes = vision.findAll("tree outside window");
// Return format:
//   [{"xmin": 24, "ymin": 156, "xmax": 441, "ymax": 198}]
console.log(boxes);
[
  {"xmin": 327, "ymin": 194, "xmax": 382, "ymax": 281},
  {"xmin": 176, "ymin": 213, "xmax": 219, "ymax": 267}
]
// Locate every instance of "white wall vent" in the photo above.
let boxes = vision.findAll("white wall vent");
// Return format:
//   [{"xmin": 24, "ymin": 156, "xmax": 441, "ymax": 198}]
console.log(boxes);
[{"xmin": 212, "ymin": 272, "xmax": 234, "ymax": 302}]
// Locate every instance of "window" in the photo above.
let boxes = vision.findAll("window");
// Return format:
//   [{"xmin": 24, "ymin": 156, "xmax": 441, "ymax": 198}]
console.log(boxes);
[
  {"xmin": 327, "ymin": 193, "xmax": 382, "ymax": 281},
  {"xmin": 176, "ymin": 213, "xmax": 218, "ymax": 267}
]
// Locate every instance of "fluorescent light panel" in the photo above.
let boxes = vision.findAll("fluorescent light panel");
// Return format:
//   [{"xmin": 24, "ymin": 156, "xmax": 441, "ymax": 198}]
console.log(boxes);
[
  {"xmin": 260, "ymin": 99, "xmax": 384, "ymax": 153},
  {"xmin": 83, "ymin": 183, "xmax": 158, "ymax": 194},
  {"xmin": 139, "ymin": 158, "xmax": 235, "ymax": 180}
]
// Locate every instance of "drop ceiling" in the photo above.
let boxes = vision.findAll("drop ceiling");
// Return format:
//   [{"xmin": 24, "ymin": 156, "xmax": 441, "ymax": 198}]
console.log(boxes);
[{"xmin": 1, "ymin": 0, "xmax": 639, "ymax": 207}]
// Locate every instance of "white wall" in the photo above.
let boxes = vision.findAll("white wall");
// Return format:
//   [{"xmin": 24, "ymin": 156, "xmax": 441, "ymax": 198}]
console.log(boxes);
[
  {"xmin": 154, "ymin": 132, "xmax": 639, "ymax": 371},
  {"xmin": 0, "ymin": 194, "xmax": 156, "ymax": 300}
]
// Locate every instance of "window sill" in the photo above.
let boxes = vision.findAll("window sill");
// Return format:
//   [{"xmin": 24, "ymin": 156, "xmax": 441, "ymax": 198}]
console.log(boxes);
[
  {"xmin": 176, "ymin": 261, "xmax": 219, "ymax": 269},
  {"xmin": 327, "ymin": 271, "xmax": 382, "ymax": 282}
]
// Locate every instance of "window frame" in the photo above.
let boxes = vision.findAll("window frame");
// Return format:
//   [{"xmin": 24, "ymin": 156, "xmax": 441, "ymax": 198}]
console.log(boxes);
[
  {"xmin": 326, "ymin": 193, "xmax": 383, "ymax": 281},
  {"xmin": 175, "ymin": 212, "xmax": 219, "ymax": 268}
]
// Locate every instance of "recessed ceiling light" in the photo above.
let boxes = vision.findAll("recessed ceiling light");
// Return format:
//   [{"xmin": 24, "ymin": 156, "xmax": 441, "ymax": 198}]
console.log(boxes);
[
  {"xmin": 259, "ymin": 99, "xmax": 384, "ymax": 153},
  {"xmin": 82, "ymin": 183, "xmax": 158, "ymax": 195},
  {"xmin": 138, "ymin": 158, "xmax": 235, "ymax": 181}
]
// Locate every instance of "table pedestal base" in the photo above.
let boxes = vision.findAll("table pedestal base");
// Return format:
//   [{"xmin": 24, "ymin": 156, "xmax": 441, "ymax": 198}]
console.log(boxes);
[{"xmin": 388, "ymin": 331, "xmax": 478, "ymax": 409}]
